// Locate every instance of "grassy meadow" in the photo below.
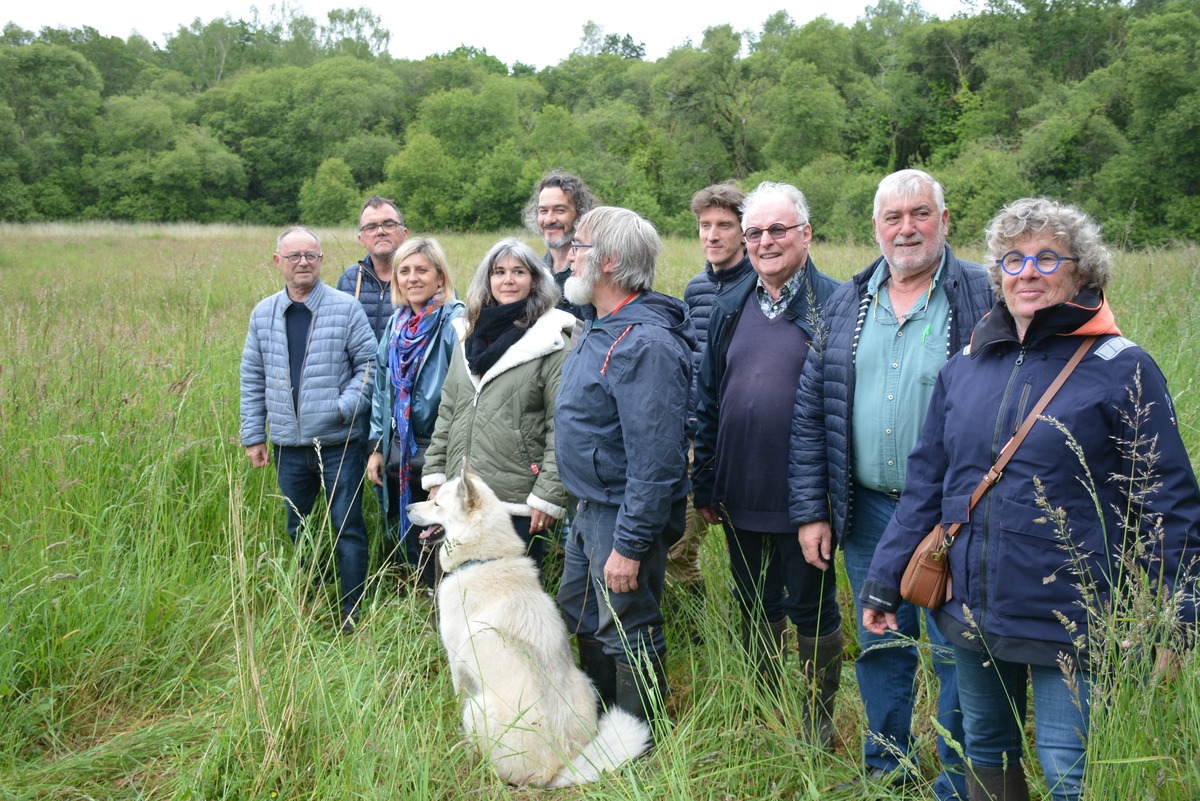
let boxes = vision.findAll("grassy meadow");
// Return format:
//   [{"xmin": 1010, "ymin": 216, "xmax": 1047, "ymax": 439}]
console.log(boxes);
[{"xmin": 0, "ymin": 222, "xmax": 1197, "ymax": 799}]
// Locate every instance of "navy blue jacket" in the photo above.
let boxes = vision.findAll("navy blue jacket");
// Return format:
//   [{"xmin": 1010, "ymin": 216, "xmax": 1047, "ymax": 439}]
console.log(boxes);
[
  {"xmin": 337, "ymin": 256, "xmax": 395, "ymax": 340},
  {"xmin": 693, "ymin": 258, "xmax": 840, "ymax": 511},
  {"xmin": 861, "ymin": 292, "xmax": 1200, "ymax": 667},
  {"xmin": 682, "ymin": 251, "xmax": 754, "ymax": 413},
  {"xmin": 555, "ymin": 292, "xmax": 696, "ymax": 560},
  {"xmin": 788, "ymin": 246, "xmax": 993, "ymax": 536}
]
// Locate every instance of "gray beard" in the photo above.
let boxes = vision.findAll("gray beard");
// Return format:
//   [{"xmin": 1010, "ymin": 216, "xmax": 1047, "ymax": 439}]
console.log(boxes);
[
  {"xmin": 543, "ymin": 229, "xmax": 573, "ymax": 251},
  {"xmin": 563, "ymin": 271, "xmax": 595, "ymax": 307}
]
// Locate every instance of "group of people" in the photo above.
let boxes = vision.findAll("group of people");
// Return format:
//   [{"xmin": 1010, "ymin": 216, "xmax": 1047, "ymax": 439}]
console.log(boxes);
[{"xmin": 239, "ymin": 168, "xmax": 1200, "ymax": 801}]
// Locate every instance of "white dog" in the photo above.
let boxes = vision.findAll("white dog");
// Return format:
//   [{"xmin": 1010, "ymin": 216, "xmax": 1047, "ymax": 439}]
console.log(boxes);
[{"xmin": 407, "ymin": 466, "xmax": 652, "ymax": 787}]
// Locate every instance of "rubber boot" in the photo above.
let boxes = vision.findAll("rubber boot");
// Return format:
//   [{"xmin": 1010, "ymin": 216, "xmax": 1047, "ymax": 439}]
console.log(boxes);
[
  {"xmin": 966, "ymin": 765, "xmax": 1031, "ymax": 801},
  {"xmin": 796, "ymin": 628, "xmax": 843, "ymax": 750},
  {"xmin": 614, "ymin": 657, "xmax": 669, "ymax": 737},
  {"xmin": 577, "ymin": 637, "xmax": 616, "ymax": 710}
]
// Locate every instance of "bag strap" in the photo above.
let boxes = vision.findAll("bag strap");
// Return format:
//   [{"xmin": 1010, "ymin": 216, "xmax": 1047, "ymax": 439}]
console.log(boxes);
[{"xmin": 947, "ymin": 335, "xmax": 1097, "ymax": 541}]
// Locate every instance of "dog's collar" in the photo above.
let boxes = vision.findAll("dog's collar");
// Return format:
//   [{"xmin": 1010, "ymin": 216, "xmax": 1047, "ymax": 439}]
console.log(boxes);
[{"xmin": 447, "ymin": 557, "xmax": 502, "ymax": 574}]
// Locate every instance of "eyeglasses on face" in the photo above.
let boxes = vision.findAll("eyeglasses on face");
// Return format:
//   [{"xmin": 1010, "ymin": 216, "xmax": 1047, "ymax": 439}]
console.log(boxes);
[
  {"xmin": 359, "ymin": 220, "xmax": 404, "ymax": 234},
  {"xmin": 282, "ymin": 251, "xmax": 322, "ymax": 265},
  {"xmin": 568, "ymin": 241, "xmax": 594, "ymax": 251},
  {"xmin": 997, "ymin": 249, "xmax": 1076, "ymax": 275},
  {"xmin": 744, "ymin": 223, "xmax": 803, "ymax": 243}
]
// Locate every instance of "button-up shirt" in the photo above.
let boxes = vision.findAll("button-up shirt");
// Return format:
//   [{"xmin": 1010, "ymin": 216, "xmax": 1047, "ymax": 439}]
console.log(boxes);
[
  {"xmin": 755, "ymin": 269, "xmax": 805, "ymax": 320},
  {"xmin": 851, "ymin": 255, "xmax": 952, "ymax": 495}
]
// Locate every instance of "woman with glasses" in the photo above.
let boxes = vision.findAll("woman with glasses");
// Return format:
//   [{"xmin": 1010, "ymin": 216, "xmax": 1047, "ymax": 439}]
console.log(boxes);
[
  {"xmin": 858, "ymin": 198, "xmax": 1200, "ymax": 801},
  {"xmin": 422, "ymin": 237, "xmax": 576, "ymax": 573},
  {"xmin": 366, "ymin": 237, "xmax": 465, "ymax": 590}
]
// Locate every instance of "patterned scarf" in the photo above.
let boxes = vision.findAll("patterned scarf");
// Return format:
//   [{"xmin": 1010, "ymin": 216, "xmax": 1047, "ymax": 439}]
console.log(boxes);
[{"xmin": 388, "ymin": 294, "xmax": 443, "ymax": 539}]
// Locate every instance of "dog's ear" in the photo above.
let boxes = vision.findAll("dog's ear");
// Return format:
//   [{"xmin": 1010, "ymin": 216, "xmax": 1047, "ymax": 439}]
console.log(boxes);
[
  {"xmin": 460, "ymin": 456, "xmax": 473, "ymax": 482},
  {"xmin": 459, "ymin": 466, "xmax": 481, "ymax": 513}
]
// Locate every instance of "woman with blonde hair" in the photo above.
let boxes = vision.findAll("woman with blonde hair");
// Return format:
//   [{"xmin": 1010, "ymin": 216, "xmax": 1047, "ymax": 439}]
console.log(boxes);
[{"xmin": 367, "ymin": 237, "xmax": 464, "ymax": 588}]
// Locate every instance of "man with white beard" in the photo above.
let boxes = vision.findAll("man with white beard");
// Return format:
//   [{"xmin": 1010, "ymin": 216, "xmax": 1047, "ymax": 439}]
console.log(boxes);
[
  {"xmin": 554, "ymin": 206, "xmax": 695, "ymax": 735},
  {"xmin": 790, "ymin": 169, "xmax": 993, "ymax": 795}
]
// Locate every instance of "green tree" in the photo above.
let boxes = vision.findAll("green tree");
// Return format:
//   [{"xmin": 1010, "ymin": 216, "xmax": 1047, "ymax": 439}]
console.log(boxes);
[
  {"xmin": 36, "ymin": 26, "xmax": 151, "ymax": 97},
  {"xmin": 408, "ymin": 77, "xmax": 530, "ymax": 161},
  {"xmin": 651, "ymin": 25, "xmax": 771, "ymax": 178},
  {"xmin": 381, "ymin": 132, "xmax": 463, "ymax": 230},
  {"xmin": 0, "ymin": 43, "xmax": 103, "ymax": 217},
  {"xmin": 299, "ymin": 157, "xmax": 359, "ymax": 225},
  {"xmin": 321, "ymin": 7, "xmax": 390, "ymax": 59}
]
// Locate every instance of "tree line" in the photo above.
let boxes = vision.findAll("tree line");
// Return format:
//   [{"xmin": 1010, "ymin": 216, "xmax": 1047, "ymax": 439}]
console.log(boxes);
[{"xmin": 1, "ymin": 0, "xmax": 1197, "ymax": 246}]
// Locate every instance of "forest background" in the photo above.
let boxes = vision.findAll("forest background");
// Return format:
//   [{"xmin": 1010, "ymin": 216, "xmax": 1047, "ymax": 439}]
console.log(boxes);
[{"xmin": 2, "ymin": 0, "xmax": 1199, "ymax": 247}]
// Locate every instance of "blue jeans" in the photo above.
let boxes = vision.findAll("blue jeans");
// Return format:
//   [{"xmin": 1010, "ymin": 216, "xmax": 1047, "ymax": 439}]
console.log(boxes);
[
  {"xmin": 844, "ymin": 485, "xmax": 966, "ymax": 800},
  {"xmin": 557, "ymin": 499, "xmax": 673, "ymax": 664},
  {"xmin": 955, "ymin": 647, "xmax": 1090, "ymax": 801},
  {"xmin": 274, "ymin": 443, "xmax": 369, "ymax": 618},
  {"xmin": 724, "ymin": 523, "xmax": 840, "ymax": 637}
]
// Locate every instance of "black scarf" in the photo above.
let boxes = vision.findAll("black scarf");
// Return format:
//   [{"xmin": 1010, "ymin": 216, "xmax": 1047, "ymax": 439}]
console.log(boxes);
[{"xmin": 464, "ymin": 299, "xmax": 529, "ymax": 377}]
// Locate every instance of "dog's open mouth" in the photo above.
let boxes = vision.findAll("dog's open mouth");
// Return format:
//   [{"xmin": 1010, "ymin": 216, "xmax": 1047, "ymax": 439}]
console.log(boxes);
[{"xmin": 418, "ymin": 525, "xmax": 445, "ymax": 549}]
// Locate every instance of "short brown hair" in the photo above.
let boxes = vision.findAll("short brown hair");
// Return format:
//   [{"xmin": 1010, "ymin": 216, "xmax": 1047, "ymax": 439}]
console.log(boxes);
[{"xmin": 690, "ymin": 183, "xmax": 745, "ymax": 221}]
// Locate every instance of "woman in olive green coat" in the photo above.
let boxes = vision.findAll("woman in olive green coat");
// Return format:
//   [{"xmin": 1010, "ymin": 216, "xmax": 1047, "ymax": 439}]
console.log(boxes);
[{"xmin": 423, "ymin": 237, "xmax": 575, "ymax": 569}]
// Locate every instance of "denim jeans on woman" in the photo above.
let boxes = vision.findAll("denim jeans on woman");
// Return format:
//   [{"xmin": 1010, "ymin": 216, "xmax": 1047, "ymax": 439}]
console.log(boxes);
[{"xmin": 955, "ymin": 647, "xmax": 1091, "ymax": 801}]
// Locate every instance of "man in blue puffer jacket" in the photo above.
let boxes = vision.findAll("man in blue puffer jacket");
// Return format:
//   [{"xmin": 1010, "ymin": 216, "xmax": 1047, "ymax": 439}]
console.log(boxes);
[
  {"xmin": 242, "ymin": 226, "xmax": 377, "ymax": 635},
  {"xmin": 789, "ymin": 170, "xmax": 993, "ymax": 796},
  {"xmin": 337, "ymin": 195, "xmax": 407, "ymax": 542},
  {"xmin": 666, "ymin": 183, "xmax": 754, "ymax": 622}
]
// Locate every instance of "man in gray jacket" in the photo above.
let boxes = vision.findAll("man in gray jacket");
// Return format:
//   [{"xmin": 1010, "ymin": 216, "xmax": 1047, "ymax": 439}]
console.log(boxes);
[{"xmin": 241, "ymin": 226, "xmax": 378, "ymax": 635}]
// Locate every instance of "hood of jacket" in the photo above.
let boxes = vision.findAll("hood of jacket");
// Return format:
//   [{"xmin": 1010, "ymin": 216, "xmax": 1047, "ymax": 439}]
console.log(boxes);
[
  {"xmin": 969, "ymin": 289, "xmax": 1122, "ymax": 356},
  {"xmin": 585, "ymin": 290, "xmax": 698, "ymax": 354},
  {"xmin": 468, "ymin": 308, "xmax": 575, "ymax": 390}
]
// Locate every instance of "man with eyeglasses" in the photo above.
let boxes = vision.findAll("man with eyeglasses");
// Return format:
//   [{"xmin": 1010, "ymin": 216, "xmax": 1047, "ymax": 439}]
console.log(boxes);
[
  {"xmin": 337, "ymin": 196, "xmax": 408, "ymax": 552},
  {"xmin": 554, "ymin": 206, "xmax": 695, "ymax": 734},
  {"xmin": 789, "ymin": 169, "xmax": 993, "ymax": 796},
  {"xmin": 338, "ymin": 195, "xmax": 408, "ymax": 339},
  {"xmin": 242, "ymin": 226, "xmax": 377, "ymax": 635},
  {"xmin": 692, "ymin": 181, "xmax": 842, "ymax": 747}
]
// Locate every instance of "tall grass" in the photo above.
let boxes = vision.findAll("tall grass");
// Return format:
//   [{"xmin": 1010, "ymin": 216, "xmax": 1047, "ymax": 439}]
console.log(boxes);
[{"xmin": 0, "ymin": 223, "xmax": 1196, "ymax": 799}]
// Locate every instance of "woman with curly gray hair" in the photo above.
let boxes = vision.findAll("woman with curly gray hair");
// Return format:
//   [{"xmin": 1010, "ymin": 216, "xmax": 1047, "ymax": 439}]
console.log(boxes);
[
  {"xmin": 861, "ymin": 198, "xmax": 1200, "ymax": 801},
  {"xmin": 422, "ymin": 237, "xmax": 577, "ymax": 572}
]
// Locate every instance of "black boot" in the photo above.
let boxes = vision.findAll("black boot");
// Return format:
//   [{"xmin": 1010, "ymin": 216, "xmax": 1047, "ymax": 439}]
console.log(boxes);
[
  {"xmin": 796, "ymin": 629, "xmax": 843, "ymax": 750},
  {"xmin": 966, "ymin": 764, "xmax": 1031, "ymax": 801},
  {"xmin": 577, "ymin": 637, "xmax": 616, "ymax": 710},
  {"xmin": 614, "ymin": 657, "xmax": 669, "ymax": 737}
]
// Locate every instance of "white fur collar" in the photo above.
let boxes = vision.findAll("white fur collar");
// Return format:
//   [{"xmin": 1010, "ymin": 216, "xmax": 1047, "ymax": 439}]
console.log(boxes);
[{"xmin": 466, "ymin": 309, "xmax": 575, "ymax": 390}]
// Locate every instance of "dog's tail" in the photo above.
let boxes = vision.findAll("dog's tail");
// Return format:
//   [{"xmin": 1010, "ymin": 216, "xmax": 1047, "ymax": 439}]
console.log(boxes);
[{"xmin": 547, "ymin": 708, "xmax": 652, "ymax": 787}]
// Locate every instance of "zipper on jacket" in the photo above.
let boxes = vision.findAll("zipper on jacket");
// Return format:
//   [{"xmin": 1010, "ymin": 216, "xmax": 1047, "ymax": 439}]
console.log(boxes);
[
  {"xmin": 977, "ymin": 344, "xmax": 1027, "ymax": 641},
  {"xmin": 1012, "ymin": 381, "xmax": 1032, "ymax": 437}
]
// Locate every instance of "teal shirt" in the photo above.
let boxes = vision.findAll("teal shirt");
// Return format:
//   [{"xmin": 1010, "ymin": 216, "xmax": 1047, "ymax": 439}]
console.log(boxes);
[{"xmin": 851, "ymin": 255, "xmax": 952, "ymax": 494}]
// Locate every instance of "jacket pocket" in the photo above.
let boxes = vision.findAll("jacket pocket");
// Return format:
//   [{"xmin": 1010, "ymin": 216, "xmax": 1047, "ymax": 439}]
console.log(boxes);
[{"xmin": 988, "ymin": 496, "xmax": 1099, "ymax": 627}]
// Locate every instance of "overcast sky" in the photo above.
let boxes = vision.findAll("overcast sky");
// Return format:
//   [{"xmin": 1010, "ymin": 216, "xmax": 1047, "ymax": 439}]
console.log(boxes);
[{"xmin": 6, "ymin": 1, "xmax": 980, "ymax": 70}]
